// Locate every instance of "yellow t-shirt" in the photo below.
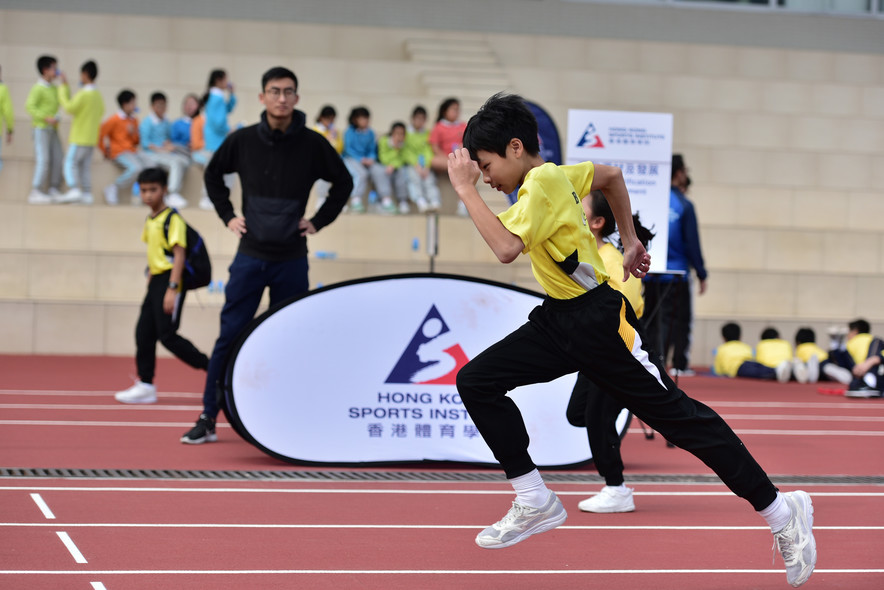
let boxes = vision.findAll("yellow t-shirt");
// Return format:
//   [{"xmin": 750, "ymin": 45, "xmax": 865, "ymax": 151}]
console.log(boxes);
[
  {"xmin": 498, "ymin": 162, "xmax": 609, "ymax": 299},
  {"xmin": 142, "ymin": 208, "xmax": 186, "ymax": 276},
  {"xmin": 795, "ymin": 342, "xmax": 827, "ymax": 363},
  {"xmin": 847, "ymin": 333, "xmax": 873, "ymax": 365},
  {"xmin": 598, "ymin": 241, "xmax": 643, "ymax": 318},
  {"xmin": 755, "ymin": 338, "xmax": 793, "ymax": 368},
  {"xmin": 714, "ymin": 340, "xmax": 754, "ymax": 378}
]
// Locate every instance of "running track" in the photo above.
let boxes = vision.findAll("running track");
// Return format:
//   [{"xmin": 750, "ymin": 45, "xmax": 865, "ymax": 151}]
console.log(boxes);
[{"xmin": 1, "ymin": 355, "xmax": 882, "ymax": 589}]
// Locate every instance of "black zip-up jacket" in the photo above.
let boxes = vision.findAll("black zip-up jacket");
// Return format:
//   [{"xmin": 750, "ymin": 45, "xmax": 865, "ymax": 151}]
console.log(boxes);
[{"xmin": 204, "ymin": 109, "xmax": 353, "ymax": 261}]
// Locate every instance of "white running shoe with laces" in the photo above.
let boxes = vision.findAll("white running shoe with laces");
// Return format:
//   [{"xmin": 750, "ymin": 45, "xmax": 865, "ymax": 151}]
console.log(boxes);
[
  {"xmin": 475, "ymin": 490, "xmax": 567, "ymax": 549},
  {"xmin": 773, "ymin": 490, "xmax": 817, "ymax": 588},
  {"xmin": 578, "ymin": 485, "xmax": 635, "ymax": 513},
  {"xmin": 114, "ymin": 381, "xmax": 157, "ymax": 404}
]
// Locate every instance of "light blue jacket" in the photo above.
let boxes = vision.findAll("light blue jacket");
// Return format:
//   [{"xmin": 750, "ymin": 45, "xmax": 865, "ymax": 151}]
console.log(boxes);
[
  {"xmin": 204, "ymin": 88, "xmax": 237, "ymax": 152},
  {"xmin": 139, "ymin": 114, "xmax": 171, "ymax": 151}
]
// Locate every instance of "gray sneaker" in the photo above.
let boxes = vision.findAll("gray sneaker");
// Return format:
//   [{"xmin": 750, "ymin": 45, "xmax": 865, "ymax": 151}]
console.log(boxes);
[
  {"xmin": 773, "ymin": 490, "xmax": 817, "ymax": 587},
  {"xmin": 475, "ymin": 490, "xmax": 567, "ymax": 549}
]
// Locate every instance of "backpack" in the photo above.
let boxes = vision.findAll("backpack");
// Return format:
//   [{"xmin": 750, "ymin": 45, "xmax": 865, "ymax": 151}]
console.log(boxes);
[{"xmin": 162, "ymin": 208, "xmax": 212, "ymax": 290}]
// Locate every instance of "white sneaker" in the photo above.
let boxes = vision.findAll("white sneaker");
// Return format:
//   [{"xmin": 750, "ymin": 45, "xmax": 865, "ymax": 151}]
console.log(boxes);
[
  {"xmin": 773, "ymin": 490, "xmax": 816, "ymax": 587},
  {"xmin": 398, "ymin": 200, "xmax": 410, "ymax": 215},
  {"xmin": 669, "ymin": 368, "xmax": 696, "ymax": 378},
  {"xmin": 56, "ymin": 187, "xmax": 84, "ymax": 204},
  {"xmin": 48, "ymin": 187, "xmax": 63, "ymax": 199},
  {"xmin": 114, "ymin": 381, "xmax": 157, "ymax": 404},
  {"xmin": 805, "ymin": 355, "xmax": 819, "ymax": 384},
  {"xmin": 103, "ymin": 184, "xmax": 119, "ymax": 205},
  {"xmin": 578, "ymin": 485, "xmax": 635, "ymax": 513},
  {"xmin": 348, "ymin": 198, "xmax": 365, "ymax": 214},
  {"xmin": 456, "ymin": 200, "xmax": 469, "ymax": 217},
  {"xmin": 379, "ymin": 196, "xmax": 397, "ymax": 215},
  {"xmin": 775, "ymin": 360, "xmax": 792, "ymax": 383},
  {"xmin": 822, "ymin": 363, "xmax": 852, "ymax": 384},
  {"xmin": 165, "ymin": 192, "xmax": 188, "ymax": 209},
  {"xmin": 475, "ymin": 490, "xmax": 567, "ymax": 549},
  {"xmin": 199, "ymin": 195, "xmax": 215, "ymax": 211},
  {"xmin": 792, "ymin": 360, "xmax": 809, "ymax": 384},
  {"xmin": 414, "ymin": 197, "xmax": 429, "ymax": 213},
  {"xmin": 28, "ymin": 189, "xmax": 54, "ymax": 204}
]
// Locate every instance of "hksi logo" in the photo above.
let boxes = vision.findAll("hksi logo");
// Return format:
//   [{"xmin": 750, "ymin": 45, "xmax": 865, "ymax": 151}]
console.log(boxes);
[
  {"xmin": 385, "ymin": 305, "xmax": 470, "ymax": 385},
  {"xmin": 576, "ymin": 122, "xmax": 604, "ymax": 148}
]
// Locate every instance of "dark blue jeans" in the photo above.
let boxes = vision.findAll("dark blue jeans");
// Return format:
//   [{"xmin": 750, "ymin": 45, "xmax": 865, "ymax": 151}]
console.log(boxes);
[{"xmin": 202, "ymin": 252, "xmax": 309, "ymax": 418}]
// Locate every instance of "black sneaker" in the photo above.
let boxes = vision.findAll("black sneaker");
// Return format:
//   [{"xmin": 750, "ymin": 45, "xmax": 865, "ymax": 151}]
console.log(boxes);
[
  {"xmin": 180, "ymin": 414, "xmax": 218, "ymax": 444},
  {"xmin": 845, "ymin": 386, "xmax": 883, "ymax": 398}
]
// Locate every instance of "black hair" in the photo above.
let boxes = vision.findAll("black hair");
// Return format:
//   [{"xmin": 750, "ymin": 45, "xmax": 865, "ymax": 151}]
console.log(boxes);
[
  {"xmin": 201, "ymin": 69, "xmax": 227, "ymax": 106},
  {"xmin": 81, "ymin": 60, "xmax": 98, "ymax": 81},
  {"xmin": 348, "ymin": 106, "xmax": 370, "ymax": 127},
  {"xmin": 761, "ymin": 327, "xmax": 780, "ymax": 340},
  {"xmin": 137, "ymin": 167, "xmax": 168, "ymax": 187},
  {"xmin": 389, "ymin": 121, "xmax": 406, "ymax": 134},
  {"xmin": 722, "ymin": 322, "xmax": 741, "ymax": 342},
  {"xmin": 412, "ymin": 105, "xmax": 427, "ymax": 118},
  {"xmin": 588, "ymin": 190, "xmax": 655, "ymax": 251},
  {"xmin": 795, "ymin": 327, "xmax": 816, "ymax": 345},
  {"xmin": 116, "ymin": 89, "xmax": 136, "ymax": 108},
  {"xmin": 36, "ymin": 55, "xmax": 57, "ymax": 75},
  {"xmin": 849, "ymin": 319, "xmax": 871, "ymax": 334},
  {"xmin": 261, "ymin": 66, "xmax": 298, "ymax": 93},
  {"xmin": 150, "ymin": 92, "xmax": 166, "ymax": 105},
  {"xmin": 672, "ymin": 154, "xmax": 685, "ymax": 180},
  {"xmin": 317, "ymin": 105, "xmax": 336, "ymax": 122},
  {"xmin": 436, "ymin": 97, "xmax": 460, "ymax": 123},
  {"xmin": 462, "ymin": 93, "xmax": 539, "ymax": 160}
]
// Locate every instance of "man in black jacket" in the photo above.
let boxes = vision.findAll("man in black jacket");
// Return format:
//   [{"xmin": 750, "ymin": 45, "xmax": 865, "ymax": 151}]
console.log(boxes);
[{"xmin": 182, "ymin": 66, "xmax": 353, "ymax": 444}]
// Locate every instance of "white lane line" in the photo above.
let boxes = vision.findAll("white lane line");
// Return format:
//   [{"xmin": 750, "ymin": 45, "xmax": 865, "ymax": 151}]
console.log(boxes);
[
  {"xmin": 5, "ymin": 522, "xmax": 883, "ymax": 531},
  {"xmin": 0, "ymin": 568, "xmax": 882, "ymax": 575},
  {"xmin": 91, "ymin": 583, "xmax": 107, "ymax": 590},
  {"xmin": 56, "ymin": 531, "xmax": 88, "ymax": 564},
  {"xmin": 0, "ymin": 390, "xmax": 201, "ymax": 398},
  {"xmin": 29, "ymin": 493, "xmax": 56, "ymax": 519},
  {"xmin": 2, "ymin": 486, "xmax": 884, "ymax": 496},
  {"xmin": 0, "ymin": 404, "xmax": 201, "ymax": 411}
]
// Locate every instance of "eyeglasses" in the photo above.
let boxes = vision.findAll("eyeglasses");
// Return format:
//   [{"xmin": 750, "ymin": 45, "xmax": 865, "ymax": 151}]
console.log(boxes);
[{"xmin": 265, "ymin": 87, "xmax": 296, "ymax": 98}]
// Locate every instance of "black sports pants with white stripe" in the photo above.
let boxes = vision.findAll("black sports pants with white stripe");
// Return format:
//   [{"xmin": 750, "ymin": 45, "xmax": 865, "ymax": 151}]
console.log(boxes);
[{"xmin": 456, "ymin": 282, "xmax": 777, "ymax": 512}]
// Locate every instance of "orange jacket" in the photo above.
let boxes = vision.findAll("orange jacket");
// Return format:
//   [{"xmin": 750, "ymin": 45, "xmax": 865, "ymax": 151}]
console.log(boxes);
[
  {"xmin": 190, "ymin": 113, "xmax": 205, "ymax": 152},
  {"xmin": 99, "ymin": 112, "xmax": 139, "ymax": 159}
]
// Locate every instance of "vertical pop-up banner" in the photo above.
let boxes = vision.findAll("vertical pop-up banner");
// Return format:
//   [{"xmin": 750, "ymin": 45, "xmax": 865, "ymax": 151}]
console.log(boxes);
[{"xmin": 566, "ymin": 110, "xmax": 673, "ymax": 272}]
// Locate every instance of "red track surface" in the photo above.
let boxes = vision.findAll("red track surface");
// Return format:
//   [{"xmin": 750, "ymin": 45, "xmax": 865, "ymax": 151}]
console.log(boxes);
[{"xmin": 2, "ymin": 355, "xmax": 883, "ymax": 589}]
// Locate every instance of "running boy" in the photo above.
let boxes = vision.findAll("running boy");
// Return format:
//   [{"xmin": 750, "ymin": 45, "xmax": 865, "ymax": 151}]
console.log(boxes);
[
  {"xmin": 114, "ymin": 167, "xmax": 209, "ymax": 404},
  {"xmin": 448, "ymin": 93, "xmax": 816, "ymax": 588}
]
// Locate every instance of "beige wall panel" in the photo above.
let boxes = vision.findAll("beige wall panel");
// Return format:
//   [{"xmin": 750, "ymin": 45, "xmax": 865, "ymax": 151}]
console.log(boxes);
[
  {"xmin": 761, "ymin": 81, "xmax": 813, "ymax": 115},
  {"xmin": 293, "ymin": 58, "xmax": 349, "ymax": 95},
  {"xmin": 711, "ymin": 79, "xmax": 763, "ymax": 113},
  {"xmin": 0, "ymin": 301, "xmax": 34, "ymax": 353},
  {"xmin": 24, "ymin": 206, "xmax": 91, "ymax": 250},
  {"xmin": 735, "ymin": 113, "xmax": 791, "ymax": 150},
  {"xmin": 661, "ymin": 75, "xmax": 713, "ymax": 110},
  {"xmin": 871, "ymin": 155, "xmax": 884, "ymax": 190},
  {"xmin": 693, "ymin": 271, "xmax": 738, "ymax": 316},
  {"xmin": 510, "ymin": 68, "xmax": 559, "ymax": 103},
  {"xmin": 57, "ymin": 13, "xmax": 117, "ymax": 48},
  {"xmin": 102, "ymin": 302, "xmax": 139, "ymax": 357},
  {"xmin": 537, "ymin": 36, "xmax": 588, "ymax": 70},
  {"xmin": 793, "ymin": 188, "xmax": 847, "ymax": 230},
  {"xmin": 837, "ymin": 119, "xmax": 884, "ymax": 155},
  {"xmin": 736, "ymin": 187, "xmax": 794, "ymax": 228},
  {"xmin": 34, "ymin": 302, "xmax": 104, "ymax": 354},
  {"xmin": 175, "ymin": 52, "xmax": 234, "ymax": 90},
  {"xmin": 686, "ymin": 44, "xmax": 739, "ymax": 78},
  {"xmin": 818, "ymin": 152, "xmax": 872, "ymax": 190},
  {"xmin": 224, "ymin": 21, "xmax": 283, "ymax": 56},
  {"xmin": 784, "ymin": 50, "xmax": 835, "ymax": 83},
  {"xmin": 0, "ymin": 203, "xmax": 25, "ymax": 248},
  {"xmin": 487, "ymin": 34, "xmax": 538, "ymax": 68},
  {"xmin": 811, "ymin": 83, "xmax": 861, "ymax": 117},
  {"xmin": 833, "ymin": 53, "xmax": 881, "ymax": 86},
  {"xmin": 737, "ymin": 47, "xmax": 786, "ymax": 80},
  {"xmin": 822, "ymin": 231, "xmax": 879, "ymax": 275},
  {"xmin": 795, "ymin": 275, "xmax": 852, "ymax": 319},
  {"xmin": 281, "ymin": 23, "xmax": 337, "ymax": 60},
  {"xmin": 689, "ymin": 184, "xmax": 738, "ymax": 227},
  {"xmin": 605, "ymin": 73, "xmax": 663, "ymax": 109},
  {"xmin": 0, "ymin": 252, "xmax": 28, "ymax": 299},
  {"xmin": 734, "ymin": 272, "xmax": 797, "ymax": 317},
  {"xmin": 847, "ymin": 191, "xmax": 884, "ymax": 232},
  {"xmin": 764, "ymin": 230, "xmax": 823, "ymax": 272},
  {"xmin": 558, "ymin": 71, "xmax": 611, "ymax": 107},
  {"xmin": 761, "ymin": 151, "xmax": 818, "ymax": 188},
  {"xmin": 855, "ymin": 276, "xmax": 884, "ymax": 318},
  {"xmin": 1, "ymin": 10, "xmax": 64, "ymax": 47},
  {"xmin": 587, "ymin": 39, "xmax": 641, "ymax": 73},
  {"xmin": 329, "ymin": 25, "xmax": 407, "ymax": 61},
  {"xmin": 96, "ymin": 254, "xmax": 146, "ymax": 302},
  {"xmin": 88, "ymin": 206, "xmax": 150, "ymax": 253},
  {"xmin": 169, "ymin": 18, "xmax": 227, "ymax": 54},
  {"xmin": 701, "ymin": 227, "xmax": 766, "ymax": 270},
  {"xmin": 708, "ymin": 149, "xmax": 767, "ymax": 186},
  {"xmin": 681, "ymin": 112, "xmax": 738, "ymax": 148},
  {"xmin": 29, "ymin": 253, "xmax": 97, "ymax": 300},
  {"xmin": 112, "ymin": 16, "xmax": 173, "ymax": 51},
  {"xmin": 638, "ymin": 42, "xmax": 688, "ymax": 75},
  {"xmin": 860, "ymin": 87, "xmax": 884, "ymax": 119},
  {"xmin": 0, "ymin": 158, "xmax": 25, "ymax": 203}
]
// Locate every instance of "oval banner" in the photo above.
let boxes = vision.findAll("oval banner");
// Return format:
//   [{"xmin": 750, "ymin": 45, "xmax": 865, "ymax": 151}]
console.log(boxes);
[{"xmin": 224, "ymin": 273, "xmax": 630, "ymax": 467}]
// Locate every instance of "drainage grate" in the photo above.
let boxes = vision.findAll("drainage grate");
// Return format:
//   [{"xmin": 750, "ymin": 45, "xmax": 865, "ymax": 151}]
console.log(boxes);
[{"xmin": 1, "ymin": 467, "xmax": 881, "ymax": 486}]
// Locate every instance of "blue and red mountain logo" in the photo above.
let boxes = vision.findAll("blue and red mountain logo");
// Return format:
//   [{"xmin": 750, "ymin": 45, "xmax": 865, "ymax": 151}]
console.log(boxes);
[
  {"xmin": 385, "ymin": 305, "xmax": 470, "ymax": 385},
  {"xmin": 576, "ymin": 122, "xmax": 605, "ymax": 148}
]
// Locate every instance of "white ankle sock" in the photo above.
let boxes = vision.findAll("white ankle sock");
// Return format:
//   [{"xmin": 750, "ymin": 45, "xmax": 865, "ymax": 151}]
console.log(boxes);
[
  {"xmin": 509, "ymin": 469, "xmax": 550, "ymax": 508},
  {"xmin": 758, "ymin": 492, "xmax": 791, "ymax": 532}
]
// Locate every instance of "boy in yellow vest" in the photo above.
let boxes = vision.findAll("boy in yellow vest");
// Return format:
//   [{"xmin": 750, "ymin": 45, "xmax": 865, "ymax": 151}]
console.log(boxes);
[{"xmin": 829, "ymin": 319, "xmax": 884, "ymax": 398}]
